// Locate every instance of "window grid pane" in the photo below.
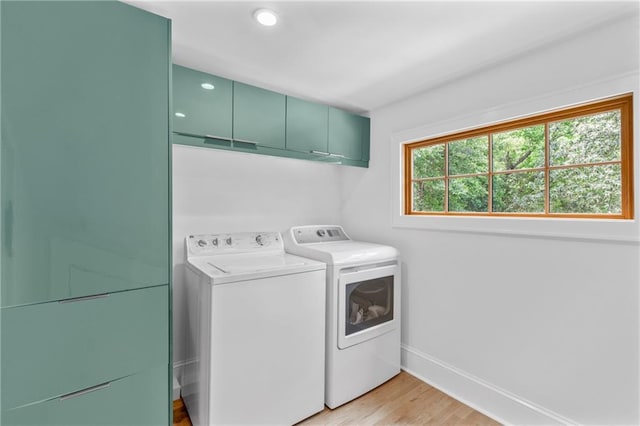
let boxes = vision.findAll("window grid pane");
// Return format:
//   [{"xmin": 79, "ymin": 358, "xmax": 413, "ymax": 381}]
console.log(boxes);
[
  {"xmin": 549, "ymin": 164, "xmax": 622, "ymax": 214},
  {"xmin": 492, "ymin": 125, "xmax": 545, "ymax": 172},
  {"xmin": 412, "ymin": 144, "xmax": 445, "ymax": 179},
  {"xmin": 492, "ymin": 170, "xmax": 545, "ymax": 213},
  {"xmin": 412, "ymin": 180, "xmax": 445, "ymax": 212},
  {"xmin": 448, "ymin": 136, "xmax": 489, "ymax": 176},
  {"xmin": 448, "ymin": 176, "xmax": 488, "ymax": 212},
  {"xmin": 549, "ymin": 110, "xmax": 621, "ymax": 167}
]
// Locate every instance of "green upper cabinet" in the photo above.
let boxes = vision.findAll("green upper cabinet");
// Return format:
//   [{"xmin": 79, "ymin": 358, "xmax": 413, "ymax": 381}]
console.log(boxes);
[
  {"xmin": 286, "ymin": 97, "xmax": 329, "ymax": 154},
  {"xmin": 171, "ymin": 65, "xmax": 370, "ymax": 167},
  {"xmin": 1, "ymin": 1, "xmax": 170, "ymax": 307},
  {"xmin": 173, "ymin": 64, "xmax": 233, "ymax": 141},
  {"xmin": 361, "ymin": 117, "xmax": 371, "ymax": 162},
  {"xmin": 233, "ymin": 82, "xmax": 286, "ymax": 149},
  {"xmin": 328, "ymin": 107, "xmax": 370, "ymax": 161}
]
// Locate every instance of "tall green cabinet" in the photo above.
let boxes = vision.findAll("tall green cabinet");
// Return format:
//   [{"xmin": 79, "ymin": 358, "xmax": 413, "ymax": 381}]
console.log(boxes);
[{"xmin": 1, "ymin": 1, "xmax": 171, "ymax": 425}]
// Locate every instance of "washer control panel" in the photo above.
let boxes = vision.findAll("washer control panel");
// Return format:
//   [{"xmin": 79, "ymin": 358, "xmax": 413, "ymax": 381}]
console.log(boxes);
[
  {"xmin": 292, "ymin": 226, "xmax": 349, "ymax": 244},
  {"xmin": 188, "ymin": 232, "xmax": 282, "ymax": 255}
]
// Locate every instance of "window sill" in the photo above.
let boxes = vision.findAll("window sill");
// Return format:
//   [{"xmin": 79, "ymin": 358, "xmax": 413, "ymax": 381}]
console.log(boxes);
[{"xmin": 392, "ymin": 213, "xmax": 639, "ymax": 244}]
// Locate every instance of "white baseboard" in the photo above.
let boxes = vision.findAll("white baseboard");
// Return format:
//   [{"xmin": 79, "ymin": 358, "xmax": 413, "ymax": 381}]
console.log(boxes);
[
  {"xmin": 173, "ymin": 360, "xmax": 187, "ymax": 401},
  {"xmin": 401, "ymin": 344, "xmax": 577, "ymax": 425},
  {"xmin": 173, "ymin": 374, "xmax": 180, "ymax": 401}
]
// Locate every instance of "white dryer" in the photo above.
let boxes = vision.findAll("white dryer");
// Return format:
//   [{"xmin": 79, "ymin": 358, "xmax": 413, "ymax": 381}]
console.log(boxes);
[
  {"xmin": 183, "ymin": 232, "xmax": 326, "ymax": 425},
  {"xmin": 283, "ymin": 225, "xmax": 400, "ymax": 409}
]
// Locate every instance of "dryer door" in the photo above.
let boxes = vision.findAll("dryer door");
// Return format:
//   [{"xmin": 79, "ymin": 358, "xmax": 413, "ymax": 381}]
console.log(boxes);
[{"xmin": 337, "ymin": 263, "xmax": 399, "ymax": 349}]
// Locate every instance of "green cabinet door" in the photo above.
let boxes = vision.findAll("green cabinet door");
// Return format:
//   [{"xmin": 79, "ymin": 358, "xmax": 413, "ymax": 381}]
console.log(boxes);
[
  {"xmin": 173, "ymin": 64, "xmax": 233, "ymax": 141},
  {"xmin": 2, "ymin": 365, "xmax": 168, "ymax": 426},
  {"xmin": 1, "ymin": 1, "xmax": 170, "ymax": 307},
  {"xmin": 328, "ymin": 107, "xmax": 367, "ymax": 160},
  {"xmin": 233, "ymin": 82, "xmax": 286, "ymax": 149},
  {"xmin": 361, "ymin": 116, "xmax": 371, "ymax": 162},
  {"xmin": 286, "ymin": 97, "xmax": 329, "ymax": 154}
]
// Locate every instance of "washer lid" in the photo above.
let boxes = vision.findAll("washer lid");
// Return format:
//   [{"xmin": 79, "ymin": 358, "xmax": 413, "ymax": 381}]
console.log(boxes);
[{"xmin": 187, "ymin": 252, "xmax": 325, "ymax": 284}]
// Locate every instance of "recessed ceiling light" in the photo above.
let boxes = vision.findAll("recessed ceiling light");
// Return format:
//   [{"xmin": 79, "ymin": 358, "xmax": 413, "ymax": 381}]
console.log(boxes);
[
  {"xmin": 201, "ymin": 83, "xmax": 215, "ymax": 90},
  {"xmin": 254, "ymin": 9, "xmax": 278, "ymax": 27},
  {"xmin": 175, "ymin": 112, "xmax": 186, "ymax": 118}
]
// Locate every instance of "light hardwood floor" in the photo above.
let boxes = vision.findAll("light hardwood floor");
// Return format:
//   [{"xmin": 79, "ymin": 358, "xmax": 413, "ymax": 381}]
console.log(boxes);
[
  {"xmin": 172, "ymin": 399, "xmax": 191, "ymax": 426},
  {"xmin": 173, "ymin": 371, "xmax": 500, "ymax": 425}
]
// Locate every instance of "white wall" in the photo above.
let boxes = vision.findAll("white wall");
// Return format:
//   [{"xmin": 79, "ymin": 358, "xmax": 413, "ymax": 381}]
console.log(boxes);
[
  {"xmin": 172, "ymin": 145, "xmax": 343, "ymax": 366},
  {"xmin": 340, "ymin": 13, "xmax": 639, "ymax": 426}
]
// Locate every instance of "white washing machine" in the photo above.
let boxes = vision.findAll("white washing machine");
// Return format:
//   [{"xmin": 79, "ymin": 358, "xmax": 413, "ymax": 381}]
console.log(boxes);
[
  {"xmin": 283, "ymin": 225, "xmax": 400, "ymax": 409},
  {"xmin": 183, "ymin": 231, "xmax": 326, "ymax": 425}
]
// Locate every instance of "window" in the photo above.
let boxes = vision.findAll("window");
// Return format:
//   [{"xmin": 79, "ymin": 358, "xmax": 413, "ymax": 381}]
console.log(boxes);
[{"xmin": 404, "ymin": 94, "xmax": 633, "ymax": 219}]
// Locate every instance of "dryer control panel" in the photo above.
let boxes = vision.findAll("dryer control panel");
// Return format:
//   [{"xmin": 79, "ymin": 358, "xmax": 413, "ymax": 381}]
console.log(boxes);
[
  {"xmin": 187, "ymin": 232, "xmax": 282, "ymax": 256},
  {"xmin": 290, "ymin": 225, "xmax": 350, "ymax": 244}
]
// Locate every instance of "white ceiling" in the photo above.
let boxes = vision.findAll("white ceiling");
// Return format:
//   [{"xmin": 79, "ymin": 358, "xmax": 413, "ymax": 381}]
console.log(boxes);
[{"xmin": 126, "ymin": 1, "xmax": 638, "ymax": 114}]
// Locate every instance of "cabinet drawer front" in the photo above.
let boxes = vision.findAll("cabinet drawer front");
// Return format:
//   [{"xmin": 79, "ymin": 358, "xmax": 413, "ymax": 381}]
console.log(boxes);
[
  {"xmin": 1, "ymin": 365, "xmax": 169, "ymax": 426},
  {"xmin": 1, "ymin": 286, "xmax": 168, "ymax": 410}
]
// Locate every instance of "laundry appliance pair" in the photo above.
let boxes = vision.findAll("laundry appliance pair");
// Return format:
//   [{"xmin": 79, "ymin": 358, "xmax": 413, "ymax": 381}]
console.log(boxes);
[{"xmin": 183, "ymin": 225, "xmax": 400, "ymax": 425}]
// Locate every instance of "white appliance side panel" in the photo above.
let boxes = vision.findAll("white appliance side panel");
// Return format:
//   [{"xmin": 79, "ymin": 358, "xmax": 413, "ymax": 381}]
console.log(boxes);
[
  {"xmin": 209, "ymin": 270, "xmax": 326, "ymax": 425},
  {"xmin": 182, "ymin": 267, "xmax": 212, "ymax": 426}
]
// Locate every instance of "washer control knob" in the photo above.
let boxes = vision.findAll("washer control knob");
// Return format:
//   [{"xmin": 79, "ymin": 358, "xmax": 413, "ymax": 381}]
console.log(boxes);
[
  {"xmin": 197, "ymin": 239, "xmax": 207, "ymax": 247},
  {"xmin": 316, "ymin": 229, "xmax": 326, "ymax": 237},
  {"xmin": 255, "ymin": 235, "xmax": 264, "ymax": 246}
]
